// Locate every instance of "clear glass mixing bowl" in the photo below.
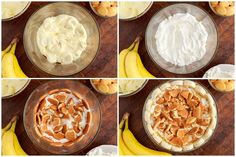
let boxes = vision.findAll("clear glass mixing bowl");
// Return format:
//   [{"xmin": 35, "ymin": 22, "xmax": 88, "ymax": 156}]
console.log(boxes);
[
  {"xmin": 23, "ymin": 80, "xmax": 101, "ymax": 154},
  {"xmin": 145, "ymin": 3, "xmax": 218, "ymax": 74},
  {"xmin": 142, "ymin": 80, "xmax": 218, "ymax": 153},
  {"xmin": 23, "ymin": 3, "xmax": 100, "ymax": 76}
]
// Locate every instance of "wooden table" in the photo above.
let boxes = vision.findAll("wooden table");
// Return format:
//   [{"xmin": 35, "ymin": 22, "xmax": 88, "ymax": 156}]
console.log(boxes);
[
  {"xmin": 2, "ymin": 79, "xmax": 117, "ymax": 155},
  {"xmin": 2, "ymin": 2, "xmax": 117, "ymax": 78},
  {"xmin": 119, "ymin": 2, "xmax": 234, "ymax": 78},
  {"xmin": 119, "ymin": 80, "xmax": 234, "ymax": 155}
]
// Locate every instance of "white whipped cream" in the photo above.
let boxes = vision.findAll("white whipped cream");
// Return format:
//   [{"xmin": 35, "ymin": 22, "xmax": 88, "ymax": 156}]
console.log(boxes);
[
  {"xmin": 2, "ymin": 2, "xmax": 29, "ymax": 19},
  {"xmin": 204, "ymin": 64, "xmax": 235, "ymax": 78},
  {"xmin": 155, "ymin": 13, "xmax": 208, "ymax": 66},
  {"xmin": 119, "ymin": 1, "xmax": 151, "ymax": 19},
  {"xmin": 37, "ymin": 14, "xmax": 87, "ymax": 64}
]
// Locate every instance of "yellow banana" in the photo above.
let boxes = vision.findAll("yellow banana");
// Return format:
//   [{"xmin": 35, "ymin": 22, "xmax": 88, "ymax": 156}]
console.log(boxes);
[
  {"xmin": 13, "ymin": 56, "xmax": 28, "ymax": 78},
  {"xmin": 2, "ymin": 116, "xmax": 17, "ymax": 137},
  {"xmin": 136, "ymin": 54, "xmax": 155, "ymax": 78},
  {"xmin": 124, "ymin": 38, "xmax": 142, "ymax": 78},
  {"xmin": 2, "ymin": 45, "xmax": 12, "ymax": 59},
  {"xmin": 2, "ymin": 119, "xmax": 17, "ymax": 155},
  {"xmin": 119, "ymin": 113, "xmax": 135, "ymax": 155},
  {"xmin": 123, "ymin": 113, "xmax": 171, "ymax": 156},
  {"xmin": 2, "ymin": 53, "xmax": 18, "ymax": 78},
  {"xmin": 119, "ymin": 40, "xmax": 136, "ymax": 78},
  {"xmin": 2, "ymin": 37, "xmax": 28, "ymax": 78},
  {"xmin": 119, "ymin": 147, "xmax": 124, "ymax": 155},
  {"xmin": 2, "ymin": 116, "xmax": 27, "ymax": 156},
  {"xmin": 13, "ymin": 134, "xmax": 27, "ymax": 156},
  {"xmin": 2, "ymin": 37, "xmax": 18, "ymax": 59}
]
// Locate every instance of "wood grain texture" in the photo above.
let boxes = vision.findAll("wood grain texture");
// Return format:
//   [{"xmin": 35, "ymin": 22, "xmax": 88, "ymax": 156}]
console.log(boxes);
[
  {"xmin": 119, "ymin": 80, "xmax": 234, "ymax": 155},
  {"xmin": 2, "ymin": 2, "xmax": 117, "ymax": 78},
  {"xmin": 119, "ymin": 2, "xmax": 234, "ymax": 78},
  {"xmin": 2, "ymin": 79, "xmax": 117, "ymax": 155}
]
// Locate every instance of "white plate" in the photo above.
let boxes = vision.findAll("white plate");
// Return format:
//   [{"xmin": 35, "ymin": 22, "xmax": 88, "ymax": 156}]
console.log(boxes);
[{"xmin": 86, "ymin": 145, "xmax": 117, "ymax": 156}]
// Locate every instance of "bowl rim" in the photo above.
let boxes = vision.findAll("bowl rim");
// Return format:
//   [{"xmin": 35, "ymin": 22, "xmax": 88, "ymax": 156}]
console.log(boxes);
[
  {"xmin": 2, "ymin": 2, "xmax": 31, "ymax": 21},
  {"xmin": 23, "ymin": 2, "xmax": 101, "ymax": 77},
  {"xmin": 142, "ymin": 80, "xmax": 219, "ymax": 153},
  {"xmin": 119, "ymin": 79, "xmax": 148, "ymax": 97},
  {"xmin": 119, "ymin": 1, "xmax": 153, "ymax": 21},
  {"xmin": 23, "ymin": 80, "xmax": 102, "ymax": 154},
  {"xmin": 145, "ymin": 3, "xmax": 219, "ymax": 75},
  {"xmin": 2, "ymin": 79, "xmax": 31, "ymax": 99}
]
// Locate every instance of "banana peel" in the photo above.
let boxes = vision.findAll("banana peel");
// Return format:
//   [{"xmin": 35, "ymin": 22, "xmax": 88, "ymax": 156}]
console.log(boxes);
[
  {"xmin": 121, "ymin": 112, "xmax": 171, "ymax": 156},
  {"xmin": 2, "ymin": 116, "xmax": 28, "ymax": 156},
  {"xmin": 2, "ymin": 37, "xmax": 28, "ymax": 78},
  {"xmin": 120, "ymin": 36, "xmax": 156, "ymax": 78}
]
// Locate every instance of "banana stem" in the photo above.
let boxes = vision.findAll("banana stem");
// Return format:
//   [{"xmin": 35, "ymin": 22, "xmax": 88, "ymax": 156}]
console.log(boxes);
[
  {"xmin": 124, "ymin": 113, "xmax": 130, "ymax": 130},
  {"xmin": 8, "ymin": 37, "xmax": 18, "ymax": 55},
  {"xmin": 9, "ymin": 116, "xmax": 18, "ymax": 132},
  {"xmin": 119, "ymin": 112, "xmax": 130, "ymax": 129},
  {"xmin": 127, "ymin": 36, "xmax": 141, "ymax": 51},
  {"xmin": 127, "ymin": 42, "xmax": 135, "ymax": 51},
  {"xmin": 2, "ymin": 116, "xmax": 18, "ymax": 132},
  {"xmin": 10, "ymin": 43, "xmax": 17, "ymax": 55},
  {"xmin": 133, "ymin": 37, "xmax": 141, "ymax": 52}
]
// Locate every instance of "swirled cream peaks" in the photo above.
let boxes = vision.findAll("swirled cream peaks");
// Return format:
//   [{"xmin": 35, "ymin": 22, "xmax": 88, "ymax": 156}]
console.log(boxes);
[
  {"xmin": 37, "ymin": 14, "xmax": 87, "ymax": 64},
  {"xmin": 155, "ymin": 13, "xmax": 208, "ymax": 66}
]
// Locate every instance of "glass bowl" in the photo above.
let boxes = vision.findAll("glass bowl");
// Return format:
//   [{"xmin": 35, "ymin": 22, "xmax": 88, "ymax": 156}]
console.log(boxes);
[
  {"xmin": 90, "ymin": 79, "xmax": 117, "ymax": 95},
  {"xmin": 23, "ymin": 80, "xmax": 101, "ymax": 154},
  {"xmin": 89, "ymin": 2, "xmax": 117, "ymax": 18},
  {"xmin": 2, "ymin": 2, "xmax": 31, "ymax": 21},
  {"xmin": 119, "ymin": 79, "xmax": 148, "ymax": 97},
  {"xmin": 119, "ymin": 1, "xmax": 153, "ymax": 21},
  {"xmin": 209, "ymin": 2, "xmax": 234, "ymax": 17},
  {"xmin": 142, "ymin": 80, "xmax": 218, "ymax": 153},
  {"xmin": 145, "ymin": 3, "xmax": 218, "ymax": 74},
  {"xmin": 23, "ymin": 3, "xmax": 100, "ymax": 76},
  {"xmin": 2, "ymin": 79, "xmax": 31, "ymax": 99}
]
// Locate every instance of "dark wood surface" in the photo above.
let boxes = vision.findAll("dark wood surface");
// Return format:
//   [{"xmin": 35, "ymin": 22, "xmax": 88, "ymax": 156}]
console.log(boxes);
[
  {"xmin": 2, "ymin": 2, "xmax": 117, "ymax": 78},
  {"xmin": 119, "ymin": 80, "xmax": 234, "ymax": 155},
  {"xmin": 2, "ymin": 79, "xmax": 117, "ymax": 155},
  {"xmin": 119, "ymin": 2, "xmax": 234, "ymax": 78}
]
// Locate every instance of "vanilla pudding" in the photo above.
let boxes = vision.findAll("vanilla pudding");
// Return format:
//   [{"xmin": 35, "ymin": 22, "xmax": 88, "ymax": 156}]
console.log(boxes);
[
  {"xmin": 119, "ymin": 79, "xmax": 146, "ymax": 95},
  {"xmin": 2, "ymin": 79, "xmax": 29, "ymax": 97},
  {"xmin": 119, "ymin": 1, "xmax": 152, "ymax": 19},
  {"xmin": 2, "ymin": 1, "xmax": 29, "ymax": 20},
  {"xmin": 37, "ymin": 14, "xmax": 87, "ymax": 64}
]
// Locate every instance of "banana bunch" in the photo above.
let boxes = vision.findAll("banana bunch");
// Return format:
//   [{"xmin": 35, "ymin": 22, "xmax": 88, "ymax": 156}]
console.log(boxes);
[
  {"xmin": 2, "ymin": 37, "xmax": 28, "ymax": 78},
  {"xmin": 119, "ymin": 113, "xmax": 171, "ymax": 156},
  {"xmin": 2, "ymin": 116, "xmax": 27, "ymax": 156},
  {"xmin": 119, "ymin": 37, "xmax": 155, "ymax": 78}
]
